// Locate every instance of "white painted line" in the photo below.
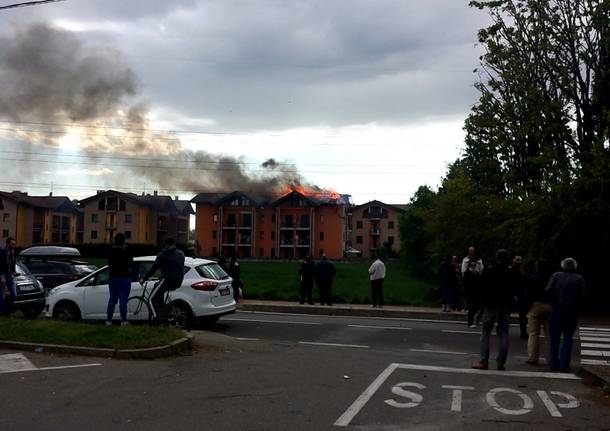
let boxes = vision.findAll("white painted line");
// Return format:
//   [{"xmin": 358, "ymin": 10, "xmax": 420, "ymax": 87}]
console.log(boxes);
[
  {"xmin": 580, "ymin": 359, "xmax": 610, "ymax": 366},
  {"xmin": 581, "ymin": 350, "xmax": 609, "ymax": 357},
  {"xmin": 579, "ymin": 332, "xmax": 610, "ymax": 338},
  {"xmin": 0, "ymin": 353, "xmax": 36, "ymax": 372},
  {"xmin": 334, "ymin": 363, "xmax": 399, "ymax": 427},
  {"xmin": 442, "ymin": 330, "xmax": 480, "ymax": 335},
  {"xmin": 580, "ymin": 336, "xmax": 610, "ymax": 342},
  {"xmin": 537, "ymin": 390, "xmax": 561, "ymax": 417},
  {"xmin": 579, "ymin": 327, "xmax": 610, "ymax": 332},
  {"xmin": 235, "ymin": 337, "xmax": 261, "ymax": 341},
  {"xmin": 298, "ymin": 341, "xmax": 369, "ymax": 349},
  {"xmin": 409, "ymin": 349, "xmax": 477, "ymax": 356},
  {"xmin": 224, "ymin": 318, "xmax": 321, "ymax": 326},
  {"xmin": 394, "ymin": 363, "xmax": 581, "ymax": 380},
  {"xmin": 581, "ymin": 343, "xmax": 610, "ymax": 349},
  {"xmin": 0, "ymin": 363, "xmax": 103, "ymax": 375},
  {"xmin": 348, "ymin": 324, "xmax": 412, "ymax": 331}
]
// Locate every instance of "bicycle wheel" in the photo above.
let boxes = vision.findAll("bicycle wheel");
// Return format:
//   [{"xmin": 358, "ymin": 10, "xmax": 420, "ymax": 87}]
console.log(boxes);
[
  {"xmin": 126, "ymin": 296, "xmax": 152, "ymax": 322},
  {"xmin": 163, "ymin": 301, "xmax": 192, "ymax": 329}
]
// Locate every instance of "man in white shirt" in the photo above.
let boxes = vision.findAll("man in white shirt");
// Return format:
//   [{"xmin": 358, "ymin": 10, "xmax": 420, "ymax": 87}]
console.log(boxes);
[
  {"xmin": 368, "ymin": 253, "xmax": 386, "ymax": 308},
  {"xmin": 461, "ymin": 246, "xmax": 484, "ymax": 274}
]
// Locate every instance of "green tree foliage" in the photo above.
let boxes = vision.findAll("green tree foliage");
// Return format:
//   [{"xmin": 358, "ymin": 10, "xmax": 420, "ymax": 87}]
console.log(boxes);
[{"xmin": 399, "ymin": 0, "xmax": 610, "ymax": 309}]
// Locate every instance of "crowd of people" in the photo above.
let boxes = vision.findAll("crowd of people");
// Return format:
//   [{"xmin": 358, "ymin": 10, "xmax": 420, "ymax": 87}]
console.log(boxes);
[{"xmin": 440, "ymin": 246, "xmax": 586, "ymax": 373}]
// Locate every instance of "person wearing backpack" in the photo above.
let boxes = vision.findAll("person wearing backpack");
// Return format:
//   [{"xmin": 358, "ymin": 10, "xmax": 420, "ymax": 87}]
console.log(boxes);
[{"xmin": 140, "ymin": 237, "xmax": 185, "ymax": 322}]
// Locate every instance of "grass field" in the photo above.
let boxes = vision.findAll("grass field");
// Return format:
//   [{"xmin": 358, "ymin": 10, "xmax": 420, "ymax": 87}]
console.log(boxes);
[
  {"xmin": 0, "ymin": 318, "xmax": 184, "ymax": 349},
  {"xmin": 239, "ymin": 260, "xmax": 436, "ymax": 306}
]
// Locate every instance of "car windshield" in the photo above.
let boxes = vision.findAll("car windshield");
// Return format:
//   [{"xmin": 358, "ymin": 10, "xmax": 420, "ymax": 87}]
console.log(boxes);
[
  {"xmin": 16, "ymin": 263, "xmax": 32, "ymax": 276},
  {"xmin": 195, "ymin": 263, "xmax": 229, "ymax": 280},
  {"xmin": 73, "ymin": 264, "xmax": 98, "ymax": 274}
]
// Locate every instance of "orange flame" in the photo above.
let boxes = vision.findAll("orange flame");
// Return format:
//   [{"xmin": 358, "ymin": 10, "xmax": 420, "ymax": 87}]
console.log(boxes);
[{"xmin": 278, "ymin": 184, "xmax": 342, "ymax": 202}]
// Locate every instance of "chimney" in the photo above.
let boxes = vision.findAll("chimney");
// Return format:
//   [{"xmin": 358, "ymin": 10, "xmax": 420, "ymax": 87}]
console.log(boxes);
[
  {"xmin": 153, "ymin": 190, "xmax": 158, "ymax": 196},
  {"xmin": 49, "ymin": 192, "xmax": 53, "ymax": 196},
  {"xmin": 175, "ymin": 195, "xmax": 179, "ymax": 201}
]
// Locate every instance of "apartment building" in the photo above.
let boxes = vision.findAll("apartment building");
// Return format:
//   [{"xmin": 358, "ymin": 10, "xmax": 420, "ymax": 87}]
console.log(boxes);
[
  {"xmin": 79, "ymin": 190, "xmax": 193, "ymax": 245},
  {"xmin": 349, "ymin": 200, "xmax": 406, "ymax": 258},
  {"xmin": 0, "ymin": 191, "xmax": 82, "ymax": 247},
  {"xmin": 192, "ymin": 190, "xmax": 351, "ymax": 259}
]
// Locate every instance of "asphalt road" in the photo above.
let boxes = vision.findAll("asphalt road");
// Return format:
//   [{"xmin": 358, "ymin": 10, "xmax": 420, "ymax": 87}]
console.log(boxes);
[{"xmin": 2, "ymin": 311, "xmax": 609, "ymax": 430}]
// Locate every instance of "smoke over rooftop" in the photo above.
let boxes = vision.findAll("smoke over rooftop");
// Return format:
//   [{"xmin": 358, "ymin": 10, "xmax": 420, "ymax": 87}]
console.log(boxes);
[{"xmin": 0, "ymin": 23, "xmax": 321, "ymax": 197}]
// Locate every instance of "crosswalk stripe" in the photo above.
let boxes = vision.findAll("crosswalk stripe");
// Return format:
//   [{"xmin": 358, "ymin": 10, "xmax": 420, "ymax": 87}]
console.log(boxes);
[
  {"xmin": 581, "ymin": 350, "xmax": 609, "ymax": 357},
  {"xmin": 581, "ymin": 343, "xmax": 610, "ymax": 349},
  {"xmin": 581, "ymin": 359, "xmax": 610, "ymax": 366},
  {"xmin": 579, "ymin": 327, "xmax": 610, "ymax": 332},
  {"xmin": 580, "ymin": 337, "xmax": 610, "ymax": 343}
]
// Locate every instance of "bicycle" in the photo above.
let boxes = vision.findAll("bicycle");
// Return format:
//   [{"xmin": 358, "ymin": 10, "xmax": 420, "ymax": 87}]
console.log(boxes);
[{"xmin": 126, "ymin": 280, "xmax": 191, "ymax": 328}]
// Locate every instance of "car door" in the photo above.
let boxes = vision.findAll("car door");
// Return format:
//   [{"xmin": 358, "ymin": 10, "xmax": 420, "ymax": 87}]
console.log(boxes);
[{"xmin": 82, "ymin": 267, "xmax": 110, "ymax": 319}]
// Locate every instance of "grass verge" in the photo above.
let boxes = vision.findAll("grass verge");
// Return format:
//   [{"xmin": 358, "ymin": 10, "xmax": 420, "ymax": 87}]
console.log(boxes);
[
  {"xmin": 240, "ymin": 260, "xmax": 436, "ymax": 306},
  {"xmin": 0, "ymin": 317, "xmax": 184, "ymax": 350}
]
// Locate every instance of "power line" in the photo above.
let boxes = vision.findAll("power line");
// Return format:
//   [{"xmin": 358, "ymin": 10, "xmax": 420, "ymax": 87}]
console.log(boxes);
[{"xmin": 0, "ymin": 0, "xmax": 66, "ymax": 11}]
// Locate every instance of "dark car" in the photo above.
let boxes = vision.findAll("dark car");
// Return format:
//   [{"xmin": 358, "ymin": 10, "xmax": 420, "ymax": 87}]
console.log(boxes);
[
  {"xmin": 19, "ymin": 246, "xmax": 98, "ymax": 291},
  {"xmin": 12, "ymin": 262, "xmax": 46, "ymax": 318}
]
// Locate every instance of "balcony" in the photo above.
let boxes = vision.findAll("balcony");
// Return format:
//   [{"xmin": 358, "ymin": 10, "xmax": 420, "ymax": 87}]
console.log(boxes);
[
  {"xmin": 105, "ymin": 221, "xmax": 117, "ymax": 230},
  {"xmin": 279, "ymin": 239, "xmax": 295, "ymax": 247},
  {"xmin": 222, "ymin": 224, "xmax": 237, "ymax": 230},
  {"xmin": 280, "ymin": 223, "xmax": 295, "ymax": 230},
  {"xmin": 221, "ymin": 242, "xmax": 236, "ymax": 247},
  {"xmin": 370, "ymin": 229, "xmax": 381, "ymax": 236},
  {"xmin": 238, "ymin": 225, "xmax": 253, "ymax": 230},
  {"xmin": 296, "ymin": 224, "xmax": 311, "ymax": 230}
]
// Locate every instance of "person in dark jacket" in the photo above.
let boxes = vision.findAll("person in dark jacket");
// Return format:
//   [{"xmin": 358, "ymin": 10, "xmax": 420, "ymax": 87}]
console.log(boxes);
[
  {"xmin": 228, "ymin": 256, "xmax": 243, "ymax": 302},
  {"xmin": 0, "ymin": 237, "xmax": 18, "ymax": 315},
  {"xmin": 106, "ymin": 233, "xmax": 134, "ymax": 326},
  {"xmin": 546, "ymin": 258, "xmax": 586, "ymax": 372},
  {"xmin": 511, "ymin": 255, "xmax": 528, "ymax": 340},
  {"xmin": 463, "ymin": 259, "xmax": 483, "ymax": 327},
  {"xmin": 140, "ymin": 237, "xmax": 185, "ymax": 321},
  {"xmin": 525, "ymin": 258, "xmax": 552, "ymax": 365},
  {"xmin": 299, "ymin": 255, "xmax": 315, "ymax": 305},
  {"xmin": 439, "ymin": 255, "xmax": 458, "ymax": 312},
  {"xmin": 315, "ymin": 255, "xmax": 335, "ymax": 306},
  {"xmin": 472, "ymin": 249, "xmax": 517, "ymax": 371}
]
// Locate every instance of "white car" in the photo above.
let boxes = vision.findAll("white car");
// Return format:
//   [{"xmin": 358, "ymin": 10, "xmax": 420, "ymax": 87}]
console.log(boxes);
[{"xmin": 45, "ymin": 256, "xmax": 236, "ymax": 325}]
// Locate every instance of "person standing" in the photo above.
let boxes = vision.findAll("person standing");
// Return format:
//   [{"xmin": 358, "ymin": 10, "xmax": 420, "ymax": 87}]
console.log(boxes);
[
  {"xmin": 463, "ymin": 259, "xmax": 483, "ymax": 327},
  {"xmin": 525, "ymin": 259, "xmax": 552, "ymax": 365},
  {"xmin": 461, "ymin": 246, "xmax": 484, "ymax": 274},
  {"xmin": 368, "ymin": 253, "xmax": 386, "ymax": 308},
  {"xmin": 140, "ymin": 237, "xmax": 185, "ymax": 322},
  {"xmin": 472, "ymin": 249, "xmax": 517, "ymax": 371},
  {"xmin": 228, "ymin": 255, "xmax": 243, "ymax": 303},
  {"xmin": 546, "ymin": 258, "xmax": 586, "ymax": 373},
  {"xmin": 315, "ymin": 254, "xmax": 335, "ymax": 306},
  {"xmin": 298, "ymin": 255, "xmax": 315, "ymax": 305},
  {"xmin": 0, "ymin": 237, "xmax": 18, "ymax": 314},
  {"xmin": 439, "ymin": 255, "xmax": 458, "ymax": 312},
  {"xmin": 106, "ymin": 233, "xmax": 133, "ymax": 326}
]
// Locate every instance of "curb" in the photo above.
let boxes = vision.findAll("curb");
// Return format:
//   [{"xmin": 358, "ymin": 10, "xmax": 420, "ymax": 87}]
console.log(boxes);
[
  {"xmin": 0, "ymin": 335, "xmax": 193, "ymax": 360},
  {"xmin": 577, "ymin": 365, "xmax": 610, "ymax": 394},
  {"xmin": 239, "ymin": 303, "xmax": 521, "ymax": 323}
]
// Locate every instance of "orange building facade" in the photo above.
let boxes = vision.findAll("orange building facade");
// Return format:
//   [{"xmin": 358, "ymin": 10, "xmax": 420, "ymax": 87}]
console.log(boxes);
[{"xmin": 192, "ymin": 191, "xmax": 351, "ymax": 260}]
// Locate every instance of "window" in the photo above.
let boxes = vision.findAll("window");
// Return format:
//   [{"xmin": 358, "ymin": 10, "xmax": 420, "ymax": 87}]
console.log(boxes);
[
  {"xmin": 124, "ymin": 231, "xmax": 132, "ymax": 240},
  {"xmin": 212, "ymin": 247, "xmax": 217, "ymax": 256},
  {"xmin": 388, "ymin": 236, "xmax": 395, "ymax": 244},
  {"xmin": 212, "ymin": 230, "xmax": 217, "ymax": 240},
  {"xmin": 259, "ymin": 231, "xmax": 264, "ymax": 240},
  {"xmin": 107, "ymin": 197, "xmax": 117, "ymax": 211},
  {"xmin": 98, "ymin": 199, "xmax": 105, "ymax": 210},
  {"xmin": 270, "ymin": 248, "xmax": 276, "ymax": 258},
  {"xmin": 271, "ymin": 213, "xmax": 276, "ymax": 223},
  {"xmin": 2, "ymin": 229, "xmax": 8, "ymax": 238},
  {"xmin": 119, "ymin": 199, "xmax": 126, "ymax": 211},
  {"xmin": 320, "ymin": 215, "xmax": 325, "ymax": 224},
  {"xmin": 259, "ymin": 213, "xmax": 264, "ymax": 223},
  {"xmin": 388, "ymin": 221, "xmax": 395, "ymax": 229},
  {"xmin": 195, "ymin": 263, "xmax": 229, "ymax": 280},
  {"xmin": 213, "ymin": 214, "xmax": 218, "ymax": 223},
  {"xmin": 356, "ymin": 236, "xmax": 363, "ymax": 244},
  {"xmin": 0, "ymin": 199, "xmax": 3, "ymax": 210},
  {"xmin": 91, "ymin": 230, "xmax": 98, "ymax": 240},
  {"xmin": 271, "ymin": 231, "xmax": 275, "ymax": 240},
  {"xmin": 319, "ymin": 249, "xmax": 324, "ymax": 257},
  {"xmin": 319, "ymin": 232, "xmax": 325, "ymax": 241},
  {"xmin": 3, "ymin": 213, "xmax": 9, "ymax": 222},
  {"xmin": 91, "ymin": 213, "xmax": 99, "ymax": 223},
  {"xmin": 125, "ymin": 214, "xmax": 133, "ymax": 223},
  {"xmin": 145, "ymin": 232, "xmax": 148, "ymax": 240},
  {"xmin": 259, "ymin": 248, "xmax": 264, "ymax": 257},
  {"xmin": 356, "ymin": 220, "xmax": 363, "ymax": 229}
]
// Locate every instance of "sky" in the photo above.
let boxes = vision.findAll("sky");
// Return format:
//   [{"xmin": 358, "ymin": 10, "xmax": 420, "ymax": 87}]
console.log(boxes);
[{"xmin": 0, "ymin": 0, "xmax": 489, "ymax": 205}]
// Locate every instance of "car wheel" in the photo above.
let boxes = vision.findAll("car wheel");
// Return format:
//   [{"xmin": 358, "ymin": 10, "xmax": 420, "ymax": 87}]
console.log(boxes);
[
  {"xmin": 22, "ymin": 305, "xmax": 44, "ymax": 319},
  {"xmin": 52, "ymin": 302, "xmax": 81, "ymax": 322},
  {"xmin": 166, "ymin": 301, "xmax": 192, "ymax": 329},
  {"xmin": 126, "ymin": 296, "xmax": 152, "ymax": 323}
]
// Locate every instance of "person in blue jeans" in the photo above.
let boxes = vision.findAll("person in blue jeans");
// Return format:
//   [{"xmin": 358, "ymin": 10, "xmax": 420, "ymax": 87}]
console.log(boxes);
[
  {"xmin": 106, "ymin": 233, "xmax": 134, "ymax": 326},
  {"xmin": 546, "ymin": 258, "xmax": 586, "ymax": 373}
]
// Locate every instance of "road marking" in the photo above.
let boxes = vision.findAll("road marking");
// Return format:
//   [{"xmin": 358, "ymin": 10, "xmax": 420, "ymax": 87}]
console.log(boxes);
[
  {"xmin": 442, "ymin": 330, "xmax": 479, "ymax": 335},
  {"xmin": 334, "ymin": 363, "xmax": 399, "ymax": 427},
  {"xmin": 580, "ymin": 336, "xmax": 610, "ymax": 342},
  {"xmin": 581, "ymin": 343, "xmax": 610, "ymax": 349},
  {"xmin": 581, "ymin": 350, "xmax": 609, "ymax": 357},
  {"xmin": 442, "ymin": 385, "xmax": 475, "ymax": 412},
  {"xmin": 0, "ymin": 353, "xmax": 35, "ymax": 372},
  {"xmin": 579, "ymin": 327, "xmax": 610, "ymax": 332},
  {"xmin": 486, "ymin": 387, "xmax": 534, "ymax": 415},
  {"xmin": 393, "ymin": 363, "xmax": 580, "ymax": 380},
  {"xmin": 0, "ymin": 363, "xmax": 103, "ymax": 375},
  {"xmin": 537, "ymin": 390, "xmax": 561, "ymax": 417},
  {"xmin": 348, "ymin": 324, "xmax": 412, "ymax": 331},
  {"xmin": 581, "ymin": 359, "xmax": 610, "ymax": 366},
  {"xmin": 223, "ymin": 318, "xmax": 321, "ymax": 326},
  {"xmin": 298, "ymin": 341, "xmax": 369, "ymax": 349},
  {"xmin": 409, "ymin": 349, "xmax": 477, "ymax": 356},
  {"xmin": 235, "ymin": 337, "xmax": 261, "ymax": 341}
]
